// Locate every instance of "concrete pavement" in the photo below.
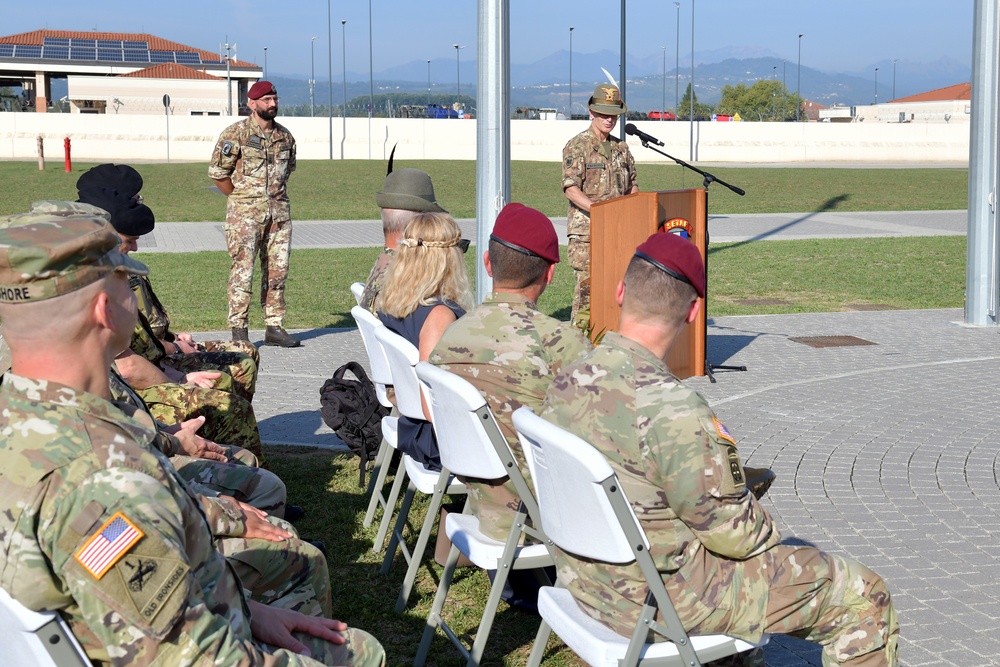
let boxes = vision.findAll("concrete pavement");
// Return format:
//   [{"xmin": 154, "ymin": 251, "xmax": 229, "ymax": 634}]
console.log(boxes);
[{"xmin": 170, "ymin": 211, "xmax": 994, "ymax": 667}]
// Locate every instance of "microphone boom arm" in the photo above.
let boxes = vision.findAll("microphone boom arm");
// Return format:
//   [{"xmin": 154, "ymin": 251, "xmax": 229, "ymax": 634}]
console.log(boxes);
[{"xmin": 635, "ymin": 139, "xmax": 745, "ymax": 197}]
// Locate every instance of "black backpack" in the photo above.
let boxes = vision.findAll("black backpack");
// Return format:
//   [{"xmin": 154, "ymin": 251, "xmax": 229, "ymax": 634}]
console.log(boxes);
[{"xmin": 319, "ymin": 361, "xmax": 390, "ymax": 487}]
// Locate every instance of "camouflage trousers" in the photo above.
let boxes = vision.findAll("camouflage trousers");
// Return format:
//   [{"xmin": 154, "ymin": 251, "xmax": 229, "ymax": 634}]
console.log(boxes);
[
  {"xmin": 205, "ymin": 339, "xmax": 261, "ymax": 369},
  {"xmin": 162, "ymin": 349, "xmax": 258, "ymax": 402},
  {"xmin": 689, "ymin": 546, "xmax": 898, "ymax": 667},
  {"xmin": 224, "ymin": 212, "xmax": 291, "ymax": 329},
  {"xmin": 136, "ymin": 382, "xmax": 266, "ymax": 466},
  {"xmin": 567, "ymin": 235, "xmax": 591, "ymax": 332},
  {"xmin": 218, "ymin": 516, "xmax": 331, "ymax": 617},
  {"xmin": 267, "ymin": 630, "xmax": 386, "ymax": 667},
  {"xmin": 172, "ymin": 450, "xmax": 286, "ymax": 517}
]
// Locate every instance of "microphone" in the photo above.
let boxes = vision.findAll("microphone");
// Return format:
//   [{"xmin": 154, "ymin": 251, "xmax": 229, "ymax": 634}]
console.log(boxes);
[{"xmin": 624, "ymin": 123, "xmax": 665, "ymax": 147}]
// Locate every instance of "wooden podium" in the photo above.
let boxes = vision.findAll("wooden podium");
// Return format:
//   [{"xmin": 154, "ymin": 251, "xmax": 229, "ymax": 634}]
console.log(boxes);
[{"xmin": 590, "ymin": 189, "xmax": 707, "ymax": 379}]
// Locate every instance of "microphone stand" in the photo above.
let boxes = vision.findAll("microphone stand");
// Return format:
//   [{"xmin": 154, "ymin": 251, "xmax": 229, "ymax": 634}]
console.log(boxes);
[{"xmin": 636, "ymin": 138, "xmax": 747, "ymax": 382}]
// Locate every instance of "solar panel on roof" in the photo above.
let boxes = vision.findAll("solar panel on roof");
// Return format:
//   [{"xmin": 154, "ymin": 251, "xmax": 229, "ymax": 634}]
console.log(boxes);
[
  {"xmin": 14, "ymin": 45, "xmax": 42, "ymax": 58},
  {"xmin": 123, "ymin": 40, "xmax": 148, "ymax": 49},
  {"xmin": 0, "ymin": 44, "xmax": 14, "ymax": 57},
  {"xmin": 70, "ymin": 47, "xmax": 97, "ymax": 61},
  {"xmin": 97, "ymin": 39, "xmax": 122, "ymax": 48},
  {"xmin": 44, "ymin": 37, "xmax": 70, "ymax": 46},
  {"xmin": 98, "ymin": 48, "xmax": 123, "ymax": 62},
  {"xmin": 124, "ymin": 49, "xmax": 149, "ymax": 63},
  {"xmin": 175, "ymin": 52, "xmax": 201, "ymax": 64},
  {"xmin": 43, "ymin": 46, "xmax": 69, "ymax": 59},
  {"xmin": 69, "ymin": 38, "xmax": 97, "ymax": 48},
  {"xmin": 150, "ymin": 50, "xmax": 173, "ymax": 63}
]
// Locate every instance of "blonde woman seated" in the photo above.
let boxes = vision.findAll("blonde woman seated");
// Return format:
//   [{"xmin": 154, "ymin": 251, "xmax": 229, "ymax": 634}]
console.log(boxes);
[{"xmin": 377, "ymin": 212, "xmax": 473, "ymax": 471}]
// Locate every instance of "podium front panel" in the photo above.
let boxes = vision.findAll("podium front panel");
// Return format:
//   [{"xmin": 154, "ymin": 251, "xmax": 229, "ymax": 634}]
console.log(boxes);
[{"xmin": 590, "ymin": 189, "xmax": 707, "ymax": 379}]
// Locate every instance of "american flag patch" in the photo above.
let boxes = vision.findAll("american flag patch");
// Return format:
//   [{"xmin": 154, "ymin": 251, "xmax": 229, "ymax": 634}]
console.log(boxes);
[
  {"xmin": 713, "ymin": 417, "xmax": 737, "ymax": 446},
  {"xmin": 75, "ymin": 512, "xmax": 144, "ymax": 580}
]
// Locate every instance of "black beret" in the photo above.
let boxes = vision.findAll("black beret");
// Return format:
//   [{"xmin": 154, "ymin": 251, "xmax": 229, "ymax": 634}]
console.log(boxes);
[
  {"xmin": 77, "ymin": 187, "xmax": 155, "ymax": 237},
  {"xmin": 76, "ymin": 164, "xmax": 144, "ymax": 199}
]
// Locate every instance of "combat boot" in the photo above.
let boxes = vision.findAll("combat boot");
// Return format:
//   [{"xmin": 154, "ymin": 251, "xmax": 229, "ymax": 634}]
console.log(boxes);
[
  {"xmin": 232, "ymin": 327, "xmax": 249, "ymax": 342},
  {"xmin": 264, "ymin": 325, "xmax": 301, "ymax": 348}
]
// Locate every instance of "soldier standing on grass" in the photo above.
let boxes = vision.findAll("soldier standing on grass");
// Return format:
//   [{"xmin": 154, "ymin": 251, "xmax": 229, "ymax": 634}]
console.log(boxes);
[
  {"xmin": 561, "ymin": 83, "xmax": 638, "ymax": 331},
  {"xmin": 210, "ymin": 80, "xmax": 301, "ymax": 348}
]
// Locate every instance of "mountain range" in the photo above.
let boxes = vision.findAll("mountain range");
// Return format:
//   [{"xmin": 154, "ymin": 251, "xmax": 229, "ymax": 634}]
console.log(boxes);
[{"xmin": 269, "ymin": 47, "xmax": 969, "ymax": 113}]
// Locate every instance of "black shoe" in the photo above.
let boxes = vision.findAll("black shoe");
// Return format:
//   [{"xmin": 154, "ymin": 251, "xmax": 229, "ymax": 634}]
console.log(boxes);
[
  {"xmin": 305, "ymin": 539, "xmax": 328, "ymax": 558},
  {"xmin": 264, "ymin": 326, "xmax": 301, "ymax": 348},
  {"xmin": 231, "ymin": 327, "xmax": 249, "ymax": 342},
  {"xmin": 283, "ymin": 504, "xmax": 306, "ymax": 524}
]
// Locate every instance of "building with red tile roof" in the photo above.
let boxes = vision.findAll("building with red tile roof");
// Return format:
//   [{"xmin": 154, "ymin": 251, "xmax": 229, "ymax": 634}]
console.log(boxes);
[{"xmin": 0, "ymin": 29, "xmax": 259, "ymax": 114}]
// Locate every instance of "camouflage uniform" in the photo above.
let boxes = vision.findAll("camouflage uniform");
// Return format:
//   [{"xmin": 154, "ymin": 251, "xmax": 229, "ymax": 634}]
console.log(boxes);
[
  {"xmin": 561, "ymin": 127, "xmax": 638, "ymax": 329},
  {"xmin": 541, "ymin": 332, "xmax": 898, "ymax": 666},
  {"xmin": 109, "ymin": 368, "xmax": 284, "ymax": 515},
  {"xmin": 360, "ymin": 247, "xmax": 394, "ymax": 314},
  {"xmin": 0, "ymin": 374, "xmax": 384, "ymax": 667},
  {"xmin": 430, "ymin": 292, "xmax": 592, "ymax": 541},
  {"xmin": 133, "ymin": 271, "xmax": 261, "ymax": 377},
  {"xmin": 130, "ymin": 294, "xmax": 257, "ymax": 403},
  {"xmin": 208, "ymin": 115, "xmax": 297, "ymax": 329},
  {"xmin": 131, "ymin": 374, "xmax": 267, "ymax": 465}
]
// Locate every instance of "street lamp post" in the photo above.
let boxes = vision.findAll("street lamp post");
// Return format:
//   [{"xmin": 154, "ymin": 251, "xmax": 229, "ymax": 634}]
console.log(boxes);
[
  {"xmin": 782, "ymin": 59, "xmax": 786, "ymax": 119},
  {"xmin": 689, "ymin": 0, "xmax": 695, "ymax": 160},
  {"xmin": 341, "ymin": 20, "xmax": 347, "ymax": 160},
  {"xmin": 367, "ymin": 0, "xmax": 373, "ymax": 159},
  {"xmin": 661, "ymin": 45, "xmax": 666, "ymax": 119},
  {"xmin": 427, "ymin": 59, "xmax": 431, "ymax": 109},
  {"xmin": 309, "ymin": 37, "xmax": 316, "ymax": 117},
  {"xmin": 772, "ymin": 65, "xmax": 777, "ymax": 119},
  {"xmin": 892, "ymin": 59, "xmax": 897, "ymax": 101},
  {"xmin": 453, "ymin": 43, "xmax": 464, "ymax": 117},
  {"xmin": 674, "ymin": 2, "xmax": 680, "ymax": 118},
  {"xmin": 569, "ymin": 27, "xmax": 574, "ymax": 118},
  {"xmin": 327, "ymin": 2, "xmax": 333, "ymax": 159},
  {"xmin": 874, "ymin": 67, "xmax": 879, "ymax": 105},
  {"xmin": 796, "ymin": 33, "xmax": 803, "ymax": 121},
  {"xmin": 263, "ymin": 47, "xmax": 268, "ymax": 79}
]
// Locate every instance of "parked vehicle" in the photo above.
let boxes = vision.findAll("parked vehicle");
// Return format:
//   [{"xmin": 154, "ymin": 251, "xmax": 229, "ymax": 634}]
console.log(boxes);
[{"xmin": 646, "ymin": 110, "xmax": 677, "ymax": 120}]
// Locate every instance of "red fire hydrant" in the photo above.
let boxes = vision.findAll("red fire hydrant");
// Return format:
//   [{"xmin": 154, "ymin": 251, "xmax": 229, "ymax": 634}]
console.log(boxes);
[{"xmin": 64, "ymin": 137, "xmax": 71, "ymax": 173}]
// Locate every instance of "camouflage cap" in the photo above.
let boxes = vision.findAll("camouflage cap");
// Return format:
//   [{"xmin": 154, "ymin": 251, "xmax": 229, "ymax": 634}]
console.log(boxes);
[
  {"xmin": 376, "ymin": 168, "xmax": 447, "ymax": 213},
  {"xmin": 1, "ymin": 201, "xmax": 111, "ymax": 229},
  {"xmin": 588, "ymin": 83, "xmax": 628, "ymax": 116},
  {"xmin": 0, "ymin": 214, "xmax": 148, "ymax": 305}
]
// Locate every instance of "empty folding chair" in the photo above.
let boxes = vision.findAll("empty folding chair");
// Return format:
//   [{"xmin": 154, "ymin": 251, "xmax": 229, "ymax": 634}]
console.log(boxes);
[
  {"xmin": 373, "ymin": 327, "xmax": 465, "ymax": 581},
  {"xmin": 0, "ymin": 587, "xmax": 89, "ymax": 667},
  {"xmin": 350, "ymin": 281, "xmax": 365, "ymax": 305},
  {"xmin": 349, "ymin": 305, "xmax": 399, "ymax": 543},
  {"xmin": 411, "ymin": 362, "xmax": 554, "ymax": 667},
  {"xmin": 514, "ymin": 407, "xmax": 768, "ymax": 667}
]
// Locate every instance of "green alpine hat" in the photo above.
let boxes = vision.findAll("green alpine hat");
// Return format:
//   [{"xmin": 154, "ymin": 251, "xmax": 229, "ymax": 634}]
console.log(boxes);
[
  {"xmin": 588, "ymin": 83, "xmax": 628, "ymax": 116},
  {"xmin": 376, "ymin": 168, "xmax": 447, "ymax": 213}
]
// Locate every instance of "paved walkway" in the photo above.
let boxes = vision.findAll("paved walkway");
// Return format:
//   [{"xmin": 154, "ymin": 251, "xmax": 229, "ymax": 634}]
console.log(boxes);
[
  {"xmin": 143, "ymin": 209, "xmax": 967, "ymax": 253},
  {"xmin": 171, "ymin": 211, "xmax": 994, "ymax": 667}
]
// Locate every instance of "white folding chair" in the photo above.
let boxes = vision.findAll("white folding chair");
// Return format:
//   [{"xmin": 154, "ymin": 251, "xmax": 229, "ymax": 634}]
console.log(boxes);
[
  {"xmin": 350, "ymin": 305, "xmax": 399, "ymax": 543},
  {"xmin": 373, "ymin": 327, "xmax": 466, "ymax": 583},
  {"xmin": 514, "ymin": 407, "xmax": 769, "ymax": 667},
  {"xmin": 350, "ymin": 281, "xmax": 366, "ymax": 305},
  {"xmin": 0, "ymin": 587, "xmax": 89, "ymax": 667},
  {"xmin": 411, "ymin": 363, "xmax": 554, "ymax": 667}
]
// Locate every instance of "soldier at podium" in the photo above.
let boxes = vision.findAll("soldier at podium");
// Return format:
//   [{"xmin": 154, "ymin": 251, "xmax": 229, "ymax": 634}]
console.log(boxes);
[{"xmin": 561, "ymin": 83, "xmax": 639, "ymax": 330}]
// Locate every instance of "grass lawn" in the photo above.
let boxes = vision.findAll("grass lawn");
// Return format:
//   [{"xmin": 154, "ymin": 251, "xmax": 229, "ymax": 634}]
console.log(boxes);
[
  {"xmin": 136, "ymin": 235, "xmax": 966, "ymax": 332},
  {"xmin": 269, "ymin": 447, "xmax": 582, "ymax": 667},
  {"xmin": 0, "ymin": 160, "xmax": 968, "ymax": 221}
]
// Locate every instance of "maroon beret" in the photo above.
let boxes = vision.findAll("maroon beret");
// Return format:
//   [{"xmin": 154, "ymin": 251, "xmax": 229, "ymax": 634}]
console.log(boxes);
[
  {"xmin": 634, "ymin": 232, "xmax": 705, "ymax": 298},
  {"xmin": 248, "ymin": 80, "xmax": 276, "ymax": 100},
  {"xmin": 490, "ymin": 203, "xmax": 560, "ymax": 264}
]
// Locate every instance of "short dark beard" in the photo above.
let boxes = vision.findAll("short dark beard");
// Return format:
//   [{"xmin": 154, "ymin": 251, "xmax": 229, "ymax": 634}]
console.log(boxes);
[{"xmin": 255, "ymin": 106, "xmax": 277, "ymax": 122}]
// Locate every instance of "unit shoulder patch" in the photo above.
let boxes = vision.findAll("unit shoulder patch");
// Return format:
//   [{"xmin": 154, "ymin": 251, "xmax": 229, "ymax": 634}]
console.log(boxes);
[{"xmin": 74, "ymin": 512, "xmax": 144, "ymax": 580}]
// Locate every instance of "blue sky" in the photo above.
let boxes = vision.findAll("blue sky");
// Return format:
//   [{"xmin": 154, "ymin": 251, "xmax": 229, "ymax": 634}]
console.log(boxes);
[{"xmin": 6, "ymin": 0, "xmax": 974, "ymax": 79}]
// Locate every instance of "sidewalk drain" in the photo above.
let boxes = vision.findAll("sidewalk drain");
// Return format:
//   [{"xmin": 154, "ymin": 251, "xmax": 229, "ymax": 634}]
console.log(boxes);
[{"xmin": 789, "ymin": 335, "xmax": 877, "ymax": 348}]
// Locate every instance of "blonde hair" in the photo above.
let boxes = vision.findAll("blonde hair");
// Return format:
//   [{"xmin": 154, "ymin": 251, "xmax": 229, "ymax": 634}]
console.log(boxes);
[{"xmin": 377, "ymin": 212, "xmax": 473, "ymax": 318}]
